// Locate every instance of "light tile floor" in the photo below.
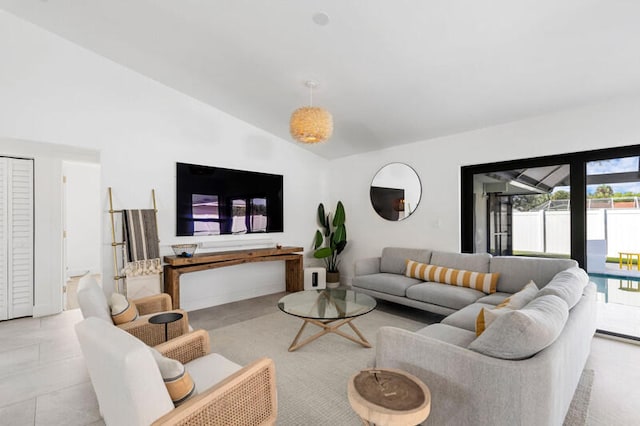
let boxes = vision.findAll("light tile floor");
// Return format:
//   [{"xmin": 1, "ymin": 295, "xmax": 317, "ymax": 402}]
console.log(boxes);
[{"xmin": 0, "ymin": 295, "xmax": 638, "ymax": 425}]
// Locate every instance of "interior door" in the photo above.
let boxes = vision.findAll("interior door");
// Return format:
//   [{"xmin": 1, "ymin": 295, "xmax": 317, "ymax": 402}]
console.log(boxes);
[{"xmin": 0, "ymin": 157, "xmax": 34, "ymax": 320}]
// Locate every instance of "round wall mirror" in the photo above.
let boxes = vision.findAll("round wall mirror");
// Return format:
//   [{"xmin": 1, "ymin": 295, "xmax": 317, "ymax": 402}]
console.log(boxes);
[{"xmin": 370, "ymin": 163, "xmax": 422, "ymax": 221}]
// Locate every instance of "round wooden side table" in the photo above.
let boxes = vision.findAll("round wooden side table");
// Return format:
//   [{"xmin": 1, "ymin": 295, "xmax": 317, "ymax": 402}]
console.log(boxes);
[{"xmin": 348, "ymin": 368, "xmax": 431, "ymax": 426}]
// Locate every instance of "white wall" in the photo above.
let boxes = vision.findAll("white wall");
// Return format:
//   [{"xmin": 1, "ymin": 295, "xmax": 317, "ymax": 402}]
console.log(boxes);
[
  {"xmin": 64, "ymin": 161, "xmax": 101, "ymax": 275},
  {"xmin": 5, "ymin": 9, "xmax": 640, "ymax": 311},
  {"xmin": 329, "ymin": 95, "xmax": 640, "ymax": 284},
  {"xmin": 0, "ymin": 11, "xmax": 328, "ymax": 312}
]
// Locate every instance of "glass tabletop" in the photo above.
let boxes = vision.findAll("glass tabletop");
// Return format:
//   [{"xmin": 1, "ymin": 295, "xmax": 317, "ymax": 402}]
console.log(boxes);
[{"xmin": 278, "ymin": 289, "xmax": 377, "ymax": 320}]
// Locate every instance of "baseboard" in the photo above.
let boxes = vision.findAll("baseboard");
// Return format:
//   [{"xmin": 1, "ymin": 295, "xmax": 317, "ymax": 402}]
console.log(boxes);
[
  {"xmin": 182, "ymin": 282, "xmax": 284, "ymax": 311},
  {"xmin": 33, "ymin": 303, "xmax": 62, "ymax": 318}
]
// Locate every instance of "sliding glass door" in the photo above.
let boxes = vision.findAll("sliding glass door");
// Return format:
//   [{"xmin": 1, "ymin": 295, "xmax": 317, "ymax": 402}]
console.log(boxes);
[{"xmin": 461, "ymin": 145, "xmax": 640, "ymax": 340}]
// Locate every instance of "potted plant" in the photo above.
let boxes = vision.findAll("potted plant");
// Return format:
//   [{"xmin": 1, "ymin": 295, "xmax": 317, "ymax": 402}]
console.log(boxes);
[{"xmin": 313, "ymin": 201, "xmax": 347, "ymax": 287}]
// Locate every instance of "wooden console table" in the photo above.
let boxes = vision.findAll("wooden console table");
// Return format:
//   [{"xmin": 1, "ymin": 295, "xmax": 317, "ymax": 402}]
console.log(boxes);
[{"xmin": 163, "ymin": 246, "xmax": 304, "ymax": 309}]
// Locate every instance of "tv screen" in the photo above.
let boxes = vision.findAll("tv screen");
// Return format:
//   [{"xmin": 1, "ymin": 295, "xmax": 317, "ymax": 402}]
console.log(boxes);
[{"xmin": 176, "ymin": 162, "xmax": 283, "ymax": 236}]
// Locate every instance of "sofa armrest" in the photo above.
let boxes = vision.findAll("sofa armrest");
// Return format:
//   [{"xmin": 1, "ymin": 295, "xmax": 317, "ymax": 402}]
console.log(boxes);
[
  {"xmin": 118, "ymin": 309, "xmax": 190, "ymax": 346},
  {"xmin": 152, "ymin": 357, "xmax": 277, "ymax": 426},
  {"xmin": 133, "ymin": 293, "xmax": 173, "ymax": 315},
  {"xmin": 155, "ymin": 329, "xmax": 211, "ymax": 364},
  {"xmin": 376, "ymin": 326, "xmax": 553, "ymax": 426},
  {"xmin": 354, "ymin": 257, "xmax": 381, "ymax": 276}
]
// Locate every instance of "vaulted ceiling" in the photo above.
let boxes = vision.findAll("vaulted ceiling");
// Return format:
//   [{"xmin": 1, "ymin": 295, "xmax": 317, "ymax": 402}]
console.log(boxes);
[{"xmin": 2, "ymin": 0, "xmax": 640, "ymax": 159}]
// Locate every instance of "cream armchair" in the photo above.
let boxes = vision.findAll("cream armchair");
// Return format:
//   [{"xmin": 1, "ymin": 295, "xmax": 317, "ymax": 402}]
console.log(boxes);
[
  {"xmin": 77, "ymin": 275, "xmax": 189, "ymax": 346},
  {"xmin": 76, "ymin": 317, "xmax": 277, "ymax": 426}
]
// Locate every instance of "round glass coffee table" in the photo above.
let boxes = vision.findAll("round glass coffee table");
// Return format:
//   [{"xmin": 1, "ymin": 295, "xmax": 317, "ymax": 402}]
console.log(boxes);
[{"xmin": 278, "ymin": 289, "xmax": 377, "ymax": 352}]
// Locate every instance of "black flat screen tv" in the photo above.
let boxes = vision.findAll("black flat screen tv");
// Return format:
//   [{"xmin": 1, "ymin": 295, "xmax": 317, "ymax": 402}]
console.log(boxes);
[{"xmin": 176, "ymin": 162, "xmax": 283, "ymax": 236}]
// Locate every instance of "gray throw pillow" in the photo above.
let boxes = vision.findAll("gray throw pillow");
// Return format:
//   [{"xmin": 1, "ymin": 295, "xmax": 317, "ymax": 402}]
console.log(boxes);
[
  {"xmin": 537, "ymin": 267, "xmax": 588, "ymax": 309},
  {"xmin": 468, "ymin": 295, "xmax": 568, "ymax": 360}
]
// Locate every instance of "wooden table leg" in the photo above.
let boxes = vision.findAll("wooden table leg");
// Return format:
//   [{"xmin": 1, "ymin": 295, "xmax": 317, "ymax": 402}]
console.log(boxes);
[
  {"xmin": 287, "ymin": 318, "xmax": 372, "ymax": 352},
  {"xmin": 163, "ymin": 265, "xmax": 181, "ymax": 309},
  {"xmin": 285, "ymin": 255, "xmax": 303, "ymax": 292}
]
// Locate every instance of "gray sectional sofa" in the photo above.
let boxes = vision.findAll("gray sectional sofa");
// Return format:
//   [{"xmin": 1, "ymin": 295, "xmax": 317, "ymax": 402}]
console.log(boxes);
[{"xmin": 352, "ymin": 247, "xmax": 597, "ymax": 426}]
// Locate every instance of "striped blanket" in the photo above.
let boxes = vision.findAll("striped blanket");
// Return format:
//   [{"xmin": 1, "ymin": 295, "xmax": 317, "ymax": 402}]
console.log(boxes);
[{"xmin": 122, "ymin": 209, "xmax": 160, "ymax": 261}]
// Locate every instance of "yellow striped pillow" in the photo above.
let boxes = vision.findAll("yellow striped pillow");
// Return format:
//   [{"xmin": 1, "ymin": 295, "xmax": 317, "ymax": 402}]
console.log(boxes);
[{"xmin": 405, "ymin": 259, "xmax": 499, "ymax": 294}]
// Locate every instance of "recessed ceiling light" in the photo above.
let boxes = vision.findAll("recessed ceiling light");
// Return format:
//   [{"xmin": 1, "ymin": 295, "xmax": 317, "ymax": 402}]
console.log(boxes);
[{"xmin": 312, "ymin": 12, "xmax": 330, "ymax": 26}]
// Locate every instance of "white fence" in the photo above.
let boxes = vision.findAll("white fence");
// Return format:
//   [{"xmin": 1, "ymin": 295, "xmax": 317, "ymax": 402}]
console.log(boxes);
[{"xmin": 513, "ymin": 209, "xmax": 640, "ymax": 257}]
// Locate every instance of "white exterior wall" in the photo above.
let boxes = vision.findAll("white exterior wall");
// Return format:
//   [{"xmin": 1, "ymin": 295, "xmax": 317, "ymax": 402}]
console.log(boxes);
[
  {"xmin": 512, "ymin": 209, "xmax": 640, "ymax": 258},
  {"xmin": 512, "ymin": 211, "xmax": 544, "ymax": 252},
  {"xmin": 0, "ymin": 11, "xmax": 328, "ymax": 313},
  {"xmin": 606, "ymin": 210, "xmax": 640, "ymax": 255}
]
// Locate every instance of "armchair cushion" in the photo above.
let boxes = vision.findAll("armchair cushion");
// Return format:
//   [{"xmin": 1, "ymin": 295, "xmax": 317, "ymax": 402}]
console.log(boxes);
[
  {"xmin": 77, "ymin": 276, "xmax": 112, "ymax": 323},
  {"xmin": 110, "ymin": 293, "xmax": 139, "ymax": 325},
  {"xmin": 150, "ymin": 347, "xmax": 197, "ymax": 406},
  {"xmin": 185, "ymin": 353, "xmax": 242, "ymax": 392}
]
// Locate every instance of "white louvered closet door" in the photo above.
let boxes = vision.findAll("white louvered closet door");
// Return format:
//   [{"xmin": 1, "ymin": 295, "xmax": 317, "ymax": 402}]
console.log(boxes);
[{"xmin": 0, "ymin": 158, "xmax": 34, "ymax": 320}]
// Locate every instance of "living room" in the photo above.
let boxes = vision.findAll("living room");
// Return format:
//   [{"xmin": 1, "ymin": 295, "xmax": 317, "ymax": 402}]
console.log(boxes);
[{"xmin": 1, "ymin": 2, "xmax": 639, "ymax": 425}]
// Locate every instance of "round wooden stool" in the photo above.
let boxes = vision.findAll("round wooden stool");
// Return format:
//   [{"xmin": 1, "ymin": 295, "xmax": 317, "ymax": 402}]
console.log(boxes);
[{"xmin": 348, "ymin": 368, "xmax": 431, "ymax": 425}]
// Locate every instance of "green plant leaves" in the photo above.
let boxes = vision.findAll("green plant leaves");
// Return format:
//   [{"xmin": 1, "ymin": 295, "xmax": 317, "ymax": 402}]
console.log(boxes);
[
  {"xmin": 313, "ymin": 201, "xmax": 347, "ymax": 269},
  {"xmin": 313, "ymin": 230, "xmax": 323, "ymax": 249},
  {"xmin": 313, "ymin": 247, "xmax": 333, "ymax": 259},
  {"xmin": 333, "ymin": 201, "xmax": 345, "ymax": 226},
  {"xmin": 332, "ymin": 224, "xmax": 346, "ymax": 244},
  {"xmin": 317, "ymin": 203, "xmax": 326, "ymax": 226}
]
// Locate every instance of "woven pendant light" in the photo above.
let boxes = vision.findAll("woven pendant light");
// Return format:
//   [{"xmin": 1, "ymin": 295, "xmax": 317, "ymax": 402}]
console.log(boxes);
[{"xmin": 290, "ymin": 81, "xmax": 333, "ymax": 144}]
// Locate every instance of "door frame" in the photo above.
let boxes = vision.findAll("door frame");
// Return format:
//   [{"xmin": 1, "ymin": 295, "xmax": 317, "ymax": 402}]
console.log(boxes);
[{"xmin": 461, "ymin": 143, "xmax": 640, "ymax": 269}]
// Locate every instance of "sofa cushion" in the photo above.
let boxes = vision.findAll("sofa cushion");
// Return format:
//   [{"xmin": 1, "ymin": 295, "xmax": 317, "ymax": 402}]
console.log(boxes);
[
  {"xmin": 537, "ymin": 267, "xmax": 588, "ymax": 309},
  {"xmin": 110, "ymin": 293, "xmax": 139, "ymax": 325},
  {"xmin": 380, "ymin": 247, "xmax": 431, "ymax": 274},
  {"xmin": 406, "ymin": 282, "xmax": 485, "ymax": 310},
  {"xmin": 405, "ymin": 260, "xmax": 499, "ymax": 294},
  {"xmin": 149, "ymin": 347, "xmax": 197, "ymax": 406},
  {"xmin": 415, "ymin": 323, "xmax": 477, "ymax": 347},
  {"xmin": 468, "ymin": 295, "xmax": 569, "ymax": 360},
  {"xmin": 442, "ymin": 302, "xmax": 495, "ymax": 332},
  {"xmin": 489, "ymin": 256, "xmax": 578, "ymax": 294},
  {"xmin": 430, "ymin": 251, "xmax": 491, "ymax": 272},
  {"xmin": 497, "ymin": 280, "xmax": 539, "ymax": 309},
  {"xmin": 475, "ymin": 292, "xmax": 512, "ymax": 306},
  {"xmin": 352, "ymin": 273, "xmax": 422, "ymax": 297}
]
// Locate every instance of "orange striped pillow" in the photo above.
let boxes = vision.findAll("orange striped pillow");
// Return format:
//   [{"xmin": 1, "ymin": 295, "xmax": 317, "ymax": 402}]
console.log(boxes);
[{"xmin": 405, "ymin": 259, "xmax": 499, "ymax": 294}]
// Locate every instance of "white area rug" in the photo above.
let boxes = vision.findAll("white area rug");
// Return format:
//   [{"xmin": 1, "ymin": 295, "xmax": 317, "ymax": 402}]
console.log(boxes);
[{"xmin": 208, "ymin": 310, "xmax": 593, "ymax": 425}]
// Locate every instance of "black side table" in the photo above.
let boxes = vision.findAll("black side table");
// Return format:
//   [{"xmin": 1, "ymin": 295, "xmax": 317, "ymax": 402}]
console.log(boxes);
[{"xmin": 149, "ymin": 312, "xmax": 184, "ymax": 342}]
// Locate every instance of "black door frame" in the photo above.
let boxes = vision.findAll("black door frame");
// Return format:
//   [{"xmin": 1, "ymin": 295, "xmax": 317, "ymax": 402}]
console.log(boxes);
[{"xmin": 461, "ymin": 144, "xmax": 640, "ymax": 268}]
